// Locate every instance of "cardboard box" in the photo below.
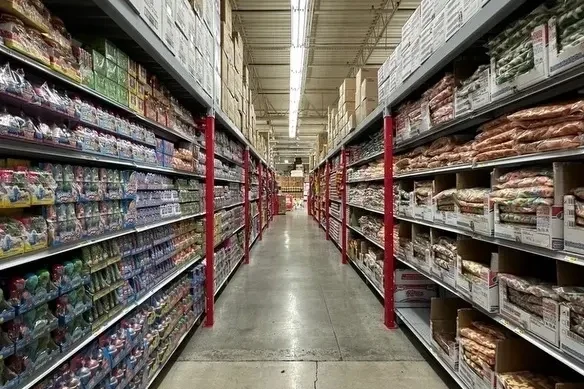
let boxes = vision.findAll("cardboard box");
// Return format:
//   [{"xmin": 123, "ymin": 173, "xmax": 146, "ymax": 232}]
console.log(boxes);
[
  {"xmin": 339, "ymin": 78, "xmax": 356, "ymax": 99},
  {"xmin": 498, "ymin": 248, "xmax": 560, "ymax": 346},
  {"xmin": 462, "ymin": 0, "xmax": 479, "ymax": 25},
  {"xmin": 432, "ymin": 175, "xmax": 458, "ymax": 227},
  {"xmin": 494, "ymin": 162, "xmax": 572, "ymax": 251},
  {"xmin": 444, "ymin": 0, "xmax": 463, "ymax": 41},
  {"xmin": 430, "ymin": 298, "xmax": 471, "ymax": 370},
  {"xmin": 432, "ymin": 9, "xmax": 446, "ymax": 52},
  {"xmin": 455, "ymin": 170, "xmax": 493, "ymax": 237},
  {"xmin": 421, "ymin": 0, "xmax": 435, "ymax": 27},
  {"xmin": 395, "ymin": 284, "xmax": 437, "ymax": 308},
  {"xmin": 141, "ymin": 0, "xmax": 163, "ymax": 36},
  {"xmin": 413, "ymin": 179, "xmax": 433, "ymax": 222},
  {"xmin": 411, "ymin": 223, "xmax": 432, "ymax": 273},
  {"xmin": 419, "ymin": 24, "xmax": 433, "ymax": 64},
  {"xmin": 397, "ymin": 181, "xmax": 413, "ymax": 218},
  {"xmin": 220, "ymin": 0, "xmax": 232, "ymax": 26},
  {"xmin": 548, "ymin": 15, "xmax": 584, "ymax": 77},
  {"xmin": 161, "ymin": 0, "xmax": 177, "ymax": 54},
  {"xmin": 356, "ymin": 67, "xmax": 377, "ymax": 98},
  {"xmin": 429, "ymin": 229, "xmax": 458, "ymax": 288},
  {"xmin": 360, "ymin": 79, "xmax": 378, "ymax": 103},
  {"xmin": 490, "ymin": 21, "xmax": 549, "ymax": 101},
  {"xmin": 175, "ymin": 0, "xmax": 189, "ymax": 38},
  {"xmin": 455, "ymin": 239, "xmax": 499, "ymax": 312}
]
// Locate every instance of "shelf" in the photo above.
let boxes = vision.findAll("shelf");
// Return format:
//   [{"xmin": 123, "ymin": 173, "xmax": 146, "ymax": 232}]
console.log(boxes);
[
  {"xmin": 249, "ymin": 234, "xmax": 259, "ymax": 250},
  {"xmin": 394, "ymin": 215, "xmax": 584, "ymax": 267},
  {"xmin": 329, "ymin": 198, "xmax": 342, "ymax": 204},
  {"xmin": 0, "ymin": 212, "xmax": 205, "ymax": 271},
  {"xmin": 214, "ymin": 152, "xmax": 244, "ymax": 167},
  {"xmin": 21, "ymin": 252, "xmax": 204, "ymax": 389},
  {"xmin": 395, "ymin": 307, "xmax": 470, "ymax": 389},
  {"xmin": 347, "ymin": 203, "xmax": 384, "ymax": 215},
  {"xmin": 347, "ymin": 151, "xmax": 384, "ymax": 168},
  {"xmin": 347, "ymin": 176, "xmax": 384, "ymax": 183},
  {"xmin": 214, "ymin": 224, "xmax": 245, "ymax": 249},
  {"xmin": 395, "ymin": 255, "xmax": 584, "ymax": 376},
  {"xmin": 214, "ymin": 201, "xmax": 245, "ymax": 212},
  {"xmin": 214, "ymin": 254, "xmax": 244, "ymax": 298},
  {"xmin": 330, "ymin": 213, "xmax": 342, "ymax": 223},
  {"xmin": 215, "ymin": 176, "xmax": 245, "ymax": 184},
  {"xmin": 347, "ymin": 256, "xmax": 384, "ymax": 299},
  {"xmin": 215, "ymin": 110, "xmax": 267, "ymax": 166},
  {"xmin": 330, "ymin": 237, "xmax": 342, "ymax": 252},
  {"xmin": 346, "ymin": 225, "xmax": 384, "ymax": 250},
  {"xmin": 144, "ymin": 312, "xmax": 204, "ymax": 389}
]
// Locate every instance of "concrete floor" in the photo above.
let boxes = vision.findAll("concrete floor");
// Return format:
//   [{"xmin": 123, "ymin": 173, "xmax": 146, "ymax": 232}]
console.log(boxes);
[{"xmin": 156, "ymin": 210, "xmax": 455, "ymax": 389}]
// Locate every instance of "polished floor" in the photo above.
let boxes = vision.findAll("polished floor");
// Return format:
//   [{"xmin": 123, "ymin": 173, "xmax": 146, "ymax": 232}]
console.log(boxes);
[{"xmin": 156, "ymin": 210, "xmax": 455, "ymax": 389}]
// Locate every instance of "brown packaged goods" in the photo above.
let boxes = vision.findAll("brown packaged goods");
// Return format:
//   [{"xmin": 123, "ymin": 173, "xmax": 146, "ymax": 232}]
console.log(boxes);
[
  {"xmin": 472, "ymin": 322, "xmax": 507, "ymax": 340},
  {"xmin": 490, "ymin": 186, "xmax": 554, "ymax": 200},
  {"xmin": 425, "ymin": 137, "xmax": 460, "ymax": 157},
  {"xmin": 475, "ymin": 121, "xmax": 517, "ymax": 142},
  {"xmin": 429, "ymin": 87, "xmax": 453, "ymax": 109},
  {"xmin": 576, "ymin": 200, "xmax": 584, "ymax": 218},
  {"xmin": 432, "ymin": 237, "xmax": 457, "ymax": 260},
  {"xmin": 477, "ymin": 140, "xmax": 515, "ymax": 154},
  {"xmin": 491, "ymin": 197, "xmax": 553, "ymax": 207},
  {"xmin": 456, "ymin": 199, "xmax": 486, "ymax": 209},
  {"xmin": 459, "ymin": 337, "xmax": 496, "ymax": 358},
  {"xmin": 465, "ymin": 350, "xmax": 493, "ymax": 371},
  {"xmin": 459, "ymin": 205, "xmax": 485, "ymax": 214},
  {"xmin": 578, "ymin": 217, "xmax": 584, "ymax": 226},
  {"xmin": 499, "ymin": 212, "xmax": 537, "ymax": 225},
  {"xmin": 460, "ymin": 327, "xmax": 499, "ymax": 349},
  {"xmin": 516, "ymin": 121, "xmax": 584, "ymax": 143},
  {"xmin": 572, "ymin": 310, "xmax": 584, "ymax": 326},
  {"xmin": 463, "ymin": 352, "xmax": 486, "ymax": 377},
  {"xmin": 497, "ymin": 371, "xmax": 561, "ymax": 389},
  {"xmin": 498, "ymin": 167, "xmax": 553, "ymax": 183},
  {"xmin": 434, "ymin": 255, "xmax": 451, "ymax": 270},
  {"xmin": 433, "ymin": 188, "xmax": 457, "ymax": 202},
  {"xmin": 516, "ymin": 135, "xmax": 581, "ymax": 154},
  {"xmin": 473, "ymin": 148, "xmax": 519, "ymax": 162},
  {"xmin": 427, "ymin": 74, "xmax": 454, "ymax": 100},
  {"xmin": 462, "ymin": 260, "xmax": 489, "ymax": 279},
  {"xmin": 553, "ymin": 286, "xmax": 584, "ymax": 307},
  {"xmin": 499, "ymin": 204, "xmax": 539, "ymax": 213},
  {"xmin": 455, "ymin": 188, "xmax": 489, "ymax": 203},
  {"xmin": 507, "ymin": 101, "xmax": 584, "ymax": 122},
  {"xmin": 493, "ymin": 176, "xmax": 553, "ymax": 190},
  {"xmin": 573, "ymin": 188, "xmax": 584, "ymax": 201},
  {"xmin": 438, "ymin": 204, "xmax": 455, "ymax": 212},
  {"xmin": 516, "ymin": 114, "xmax": 584, "ymax": 129},
  {"xmin": 478, "ymin": 116, "xmax": 509, "ymax": 133},
  {"xmin": 473, "ymin": 128, "xmax": 517, "ymax": 151},
  {"xmin": 499, "ymin": 273, "xmax": 538, "ymax": 293}
]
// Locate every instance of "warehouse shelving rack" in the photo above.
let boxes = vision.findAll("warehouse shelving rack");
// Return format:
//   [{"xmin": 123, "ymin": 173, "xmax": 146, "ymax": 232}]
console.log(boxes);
[
  {"xmin": 307, "ymin": 0, "xmax": 584, "ymax": 385},
  {"xmin": 0, "ymin": 1, "xmax": 274, "ymax": 388}
]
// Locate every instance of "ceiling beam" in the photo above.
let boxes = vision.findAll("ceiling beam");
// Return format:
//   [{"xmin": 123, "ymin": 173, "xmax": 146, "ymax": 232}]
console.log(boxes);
[
  {"xmin": 233, "ymin": 8, "xmax": 415, "ymax": 14},
  {"xmin": 255, "ymin": 89, "xmax": 337, "ymax": 95},
  {"xmin": 249, "ymin": 63, "xmax": 382, "ymax": 67},
  {"xmin": 248, "ymin": 44, "xmax": 397, "ymax": 51}
]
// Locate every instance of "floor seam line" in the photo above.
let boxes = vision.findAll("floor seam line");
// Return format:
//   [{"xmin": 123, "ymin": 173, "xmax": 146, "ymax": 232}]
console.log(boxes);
[
  {"xmin": 317, "ymin": 273, "xmax": 344, "ymax": 361},
  {"xmin": 313, "ymin": 361, "xmax": 318, "ymax": 389}
]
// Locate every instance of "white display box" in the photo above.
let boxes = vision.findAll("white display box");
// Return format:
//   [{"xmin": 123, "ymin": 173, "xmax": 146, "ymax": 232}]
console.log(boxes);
[
  {"xmin": 411, "ymin": 223, "xmax": 432, "ymax": 273},
  {"xmin": 126, "ymin": 0, "xmax": 141, "ymax": 13},
  {"xmin": 188, "ymin": 43, "xmax": 196, "ymax": 80},
  {"xmin": 401, "ymin": 44, "xmax": 414, "ymax": 80},
  {"xmin": 413, "ymin": 180, "xmax": 433, "ymax": 222},
  {"xmin": 490, "ymin": 24, "xmax": 549, "ymax": 101},
  {"xmin": 455, "ymin": 240, "xmax": 499, "ymax": 313},
  {"xmin": 395, "ymin": 269, "xmax": 435, "ymax": 285},
  {"xmin": 454, "ymin": 89, "xmax": 471, "ymax": 118},
  {"xmin": 548, "ymin": 16, "xmax": 584, "ymax": 77},
  {"xmin": 161, "ymin": 0, "xmax": 177, "ymax": 54},
  {"xmin": 430, "ymin": 230, "xmax": 457, "ymax": 289},
  {"xmin": 420, "ymin": 0, "xmax": 435, "ymax": 28},
  {"xmin": 395, "ymin": 284, "xmax": 437, "ymax": 308},
  {"xmin": 432, "ymin": 9, "xmax": 446, "ymax": 52},
  {"xmin": 140, "ymin": 0, "xmax": 163, "ymax": 36},
  {"xmin": 430, "ymin": 298, "xmax": 469, "ymax": 372},
  {"xmin": 444, "ymin": 0, "xmax": 463, "ymax": 41},
  {"xmin": 401, "ymin": 7, "xmax": 420, "ymax": 48},
  {"xmin": 176, "ymin": 32, "xmax": 188, "ymax": 69},
  {"xmin": 493, "ymin": 163, "xmax": 571, "ymax": 251},
  {"xmin": 455, "ymin": 171, "xmax": 493, "ymax": 238},
  {"xmin": 175, "ymin": 0, "xmax": 189, "ymax": 39},
  {"xmin": 564, "ymin": 195, "xmax": 584, "ymax": 255},
  {"xmin": 560, "ymin": 303, "xmax": 584, "ymax": 363},
  {"xmin": 419, "ymin": 25, "xmax": 433, "ymax": 65},
  {"xmin": 195, "ymin": 49, "xmax": 204, "ymax": 86},
  {"xmin": 498, "ymin": 248, "xmax": 560, "ymax": 347},
  {"xmin": 469, "ymin": 66, "xmax": 491, "ymax": 110},
  {"xmin": 195, "ymin": 14, "xmax": 204, "ymax": 54}
]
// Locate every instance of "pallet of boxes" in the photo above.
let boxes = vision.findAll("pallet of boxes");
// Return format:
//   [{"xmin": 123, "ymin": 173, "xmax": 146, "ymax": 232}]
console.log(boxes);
[{"xmin": 355, "ymin": 68, "xmax": 379, "ymax": 125}]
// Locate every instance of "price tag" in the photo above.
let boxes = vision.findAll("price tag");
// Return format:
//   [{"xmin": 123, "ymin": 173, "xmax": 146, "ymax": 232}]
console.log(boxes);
[{"xmin": 565, "ymin": 255, "xmax": 580, "ymax": 264}]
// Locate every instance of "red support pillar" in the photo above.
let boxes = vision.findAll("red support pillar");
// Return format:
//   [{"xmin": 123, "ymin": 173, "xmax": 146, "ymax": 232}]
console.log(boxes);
[
  {"xmin": 258, "ymin": 163, "xmax": 263, "ymax": 241},
  {"xmin": 266, "ymin": 169, "xmax": 271, "ymax": 228},
  {"xmin": 341, "ymin": 148, "xmax": 347, "ymax": 264},
  {"xmin": 325, "ymin": 161, "xmax": 330, "ymax": 241},
  {"xmin": 383, "ymin": 110, "xmax": 396, "ymax": 329},
  {"xmin": 204, "ymin": 114, "xmax": 215, "ymax": 327},
  {"xmin": 244, "ymin": 148, "xmax": 250, "ymax": 264},
  {"xmin": 307, "ymin": 174, "xmax": 312, "ymax": 216}
]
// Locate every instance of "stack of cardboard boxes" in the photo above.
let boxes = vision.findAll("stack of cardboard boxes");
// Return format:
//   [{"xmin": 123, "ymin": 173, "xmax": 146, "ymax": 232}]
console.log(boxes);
[{"xmin": 355, "ymin": 68, "xmax": 378, "ymax": 124}]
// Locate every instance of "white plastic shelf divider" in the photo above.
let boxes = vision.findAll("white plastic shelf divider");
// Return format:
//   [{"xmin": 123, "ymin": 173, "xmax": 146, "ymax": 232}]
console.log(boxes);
[{"xmin": 395, "ymin": 307, "xmax": 470, "ymax": 389}]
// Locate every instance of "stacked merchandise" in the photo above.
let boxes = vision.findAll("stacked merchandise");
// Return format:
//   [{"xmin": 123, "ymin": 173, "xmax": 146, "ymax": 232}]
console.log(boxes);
[
  {"xmin": 433, "ymin": 189, "xmax": 456, "ymax": 212},
  {"xmin": 498, "ymin": 372, "xmax": 573, "ymax": 389},
  {"xmin": 454, "ymin": 188, "xmax": 489, "ymax": 215},
  {"xmin": 215, "ymin": 132, "xmax": 244, "ymax": 165},
  {"xmin": 491, "ymin": 167, "xmax": 554, "ymax": 227},
  {"xmin": 329, "ymin": 201, "xmax": 341, "ymax": 221},
  {"xmin": 172, "ymin": 145, "xmax": 194, "ymax": 172},
  {"xmin": 460, "ymin": 258, "xmax": 491, "ymax": 283},
  {"xmin": 395, "ymin": 99, "xmax": 422, "ymax": 141},
  {"xmin": 498, "ymin": 273, "xmax": 560, "ymax": 317},
  {"xmin": 214, "ymin": 183, "xmax": 243, "ymax": 209},
  {"xmin": 394, "ymin": 136, "xmax": 472, "ymax": 174},
  {"xmin": 455, "ymin": 65, "xmax": 489, "ymax": 115},
  {"xmin": 348, "ymin": 237, "xmax": 383, "ymax": 290},
  {"xmin": 555, "ymin": 286, "xmax": 584, "ymax": 337},
  {"xmin": 194, "ymin": 144, "xmax": 206, "ymax": 177},
  {"xmin": 353, "ymin": 214, "xmax": 384, "ymax": 245},
  {"xmin": 414, "ymin": 181, "xmax": 433, "ymax": 207},
  {"xmin": 346, "ymin": 129, "xmax": 383, "ymax": 164},
  {"xmin": 214, "ymin": 230, "xmax": 244, "ymax": 291},
  {"xmin": 413, "ymin": 231, "xmax": 431, "ymax": 267},
  {"xmin": 329, "ymin": 217, "xmax": 341, "ymax": 246},
  {"xmin": 329, "ymin": 172, "xmax": 341, "ymax": 202},
  {"xmin": 214, "ymin": 206, "xmax": 244, "ymax": 246},
  {"xmin": 215, "ymin": 159, "xmax": 244, "ymax": 182},
  {"xmin": 250, "ymin": 201, "xmax": 258, "ymax": 218},
  {"xmin": 459, "ymin": 322, "xmax": 507, "ymax": 378},
  {"xmin": 423, "ymin": 74, "xmax": 455, "ymax": 127},
  {"xmin": 348, "ymin": 183, "xmax": 383, "ymax": 211},
  {"xmin": 432, "ymin": 236, "xmax": 458, "ymax": 272},
  {"xmin": 176, "ymin": 178, "xmax": 204, "ymax": 215},
  {"xmin": 347, "ymin": 160, "xmax": 384, "ymax": 181}
]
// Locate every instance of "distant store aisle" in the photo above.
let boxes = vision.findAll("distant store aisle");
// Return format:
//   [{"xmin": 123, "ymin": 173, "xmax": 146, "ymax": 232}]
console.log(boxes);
[{"xmin": 155, "ymin": 210, "xmax": 454, "ymax": 389}]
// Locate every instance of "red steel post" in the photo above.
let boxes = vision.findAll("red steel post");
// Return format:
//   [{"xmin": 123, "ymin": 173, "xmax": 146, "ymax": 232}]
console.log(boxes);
[
  {"xmin": 341, "ymin": 148, "xmax": 347, "ymax": 264},
  {"xmin": 244, "ymin": 148, "xmax": 250, "ymax": 264},
  {"xmin": 383, "ymin": 111, "xmax": 396, "ymax": 329},
  {"xmin": 258, "ymin": 163, "xmax": 263, "ymax": 241},
  {"xmin": 266, "ymin": 169, "xmax": 271, "ymax": 228},
  {"xmin": 325, "ymin": 161, "xmax": 330, "ymax": 240},
  {"xmin": 204, "ymin": 114, "xmax": 215, "ymax": 327}
]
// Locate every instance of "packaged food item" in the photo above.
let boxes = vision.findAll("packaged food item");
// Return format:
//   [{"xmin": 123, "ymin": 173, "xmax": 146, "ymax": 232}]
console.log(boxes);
[{"xmin": 507, "ymin": 101, "xmax": 584, "ymax": 122}]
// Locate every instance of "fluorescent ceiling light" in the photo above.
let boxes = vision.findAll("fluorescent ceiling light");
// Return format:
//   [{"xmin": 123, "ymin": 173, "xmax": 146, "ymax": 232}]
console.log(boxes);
[
  {"xmin": 289, "ymin": 0, "xmax": 309, "ymax": 139},
  {"xmin": 285, "ymin": 159, "xmax": 289, "ymax": 163}
]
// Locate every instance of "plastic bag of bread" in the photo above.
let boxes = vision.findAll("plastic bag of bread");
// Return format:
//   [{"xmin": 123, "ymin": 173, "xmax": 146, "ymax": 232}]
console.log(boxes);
[
  {"xmin": 516, "ymin": 114, "xmax": 584, "ymax": 129},
  {"xmin": 454, "ymin": 188, "xmax": 489, "ymax": 203},
  {"xmin": 507, "ymin": 101, "xmax": 584, "ymax": 122},
  {"xmin": 462, "ymin": 260, "xmax": 489, "ymax": 279},
  {"xmin": 473, "ymin": 148, "xmax": 519, "ymax": 162},
  {"xmin": 491, "ymin": 197, "xmax": 553, "ymax": 207},
  {"xmin": 473, "ymin": 128, "xmax": 517, "ymax": 151},
  {"xmin": 498, "ymin": 273, "xmax": 538, "ymax": 293},
  {"xmin": 497, "ymin": 371, "xmax": 561, "ymax": 389},
  {"xmin": 475, "ymin": 121, "xmax": 517, "ymax": 142},
  {"xmin": 516, "ymin": 121, "xmax": 584, "ymax": 143},
  {"xmin": 460, "ymin": 327, "xmax": 499, "ymax": 349},
  {"xmin": 517, "ymin": 135, "xmax": 581, "ymax": 154},
  {"xmin": 463, "ymin": 352, "xmax": 485, "ymax": 377},
  {"xmin": 494, "ymin": 176, "xmax": 553, "ymax": 190},
  {"xmin": 499, "ymin": 212, "xmax": 537, "ymax": 225},
  {"xmin": 472, "ymin": 322, "xmax": 507, "ymax": 340},
  {"xmin": 465, "ymin": 348, "xmax": 495, "ymax": 368},
  {"xmin": 459, "ymin": 337, "xmax": 496, "ymax": 358},
  {"xmin": 490, "ymin": 186, "xmax": 554, "ymax": 200},
  {"xmin": 433, "ymin": 188, "xmax": 457, "ymax": 202},
  {"xmin": 498, "ymin": 168, "xmax": 553, "ymax": 183},
  {"xmin": 499, "ymin": 204, "xmax": 539, "ymax": 213},
  {"xmin": 476, "ymin": 140, "xmax": 515, "ymax": 154},
  {"xmin": 553, "ymin": 286, "xmax": 584, "ymax": 307}
]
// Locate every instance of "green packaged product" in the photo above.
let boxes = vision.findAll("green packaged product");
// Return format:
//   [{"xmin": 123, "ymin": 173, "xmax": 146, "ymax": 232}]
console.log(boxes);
[
  {"xmin": 116, "ymin": 67, "xmax": 128, "ymax": 88},
  {"xmin": 80, "ymin": 68, "xmax": 94, "ymax": 89},
  {"xmin": 94, "ymin": 73, "xmax": 107, "ymax": 95},
  {"xmin": 92, "ymin": 50, "xmax": 106, "ymax": 76},
  {"xmin": 117, "ymin": 49, "xmax": 129, "ymax": 69},
  {"xmin": 117, "ymin": 86, "xmax": 129, "ymax": 106},
  {"xmin": 105, "ymin": 79, "xmax": 117, "ymax": 100},
  {"xmin": 105, "ymin": 60, "xmax": 117, "ymax": 82},
  {"xmin": 91, "ymin": 38, "xmax": 117, "ymax": 62}
]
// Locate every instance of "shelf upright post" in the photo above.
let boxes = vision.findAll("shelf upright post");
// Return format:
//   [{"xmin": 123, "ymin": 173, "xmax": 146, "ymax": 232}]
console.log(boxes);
[
  {"xmin": 341, "ymin": 147, "xmax": 347, "ymax": 264},
  {"xmin": 325, "ymin": 161, "xmax": 330, "ymax": 240},
  {"xmin": 266, "ymin": 168, "xmax": 271, "ymax": 228},
  {"xmin": 308, "ymin": 174, "xmax": 312, "ymax": 216},
  {"xmin": 204, "ymin": 112, "xmax": 215, "ymax": 327},
  {"xmin": 244, "ymin": 148, "xmax": 250, "ymax": 264},
  {"xmin": 383, "ymin": 107, "xmax": 396, "ymax": 329},
  {"xmin": 258, "ymin": 163, "xmax": 263, "ymax": 241}
]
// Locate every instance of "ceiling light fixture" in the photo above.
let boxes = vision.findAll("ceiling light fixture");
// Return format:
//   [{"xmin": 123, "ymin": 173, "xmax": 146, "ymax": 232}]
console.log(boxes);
[
  {"xmin": 289, "ymin": 0, "xmax": 309, "ymax": 138},
  {"xmin": 285, "ymin": 159, "xmax": 289, "ymax": 164}
]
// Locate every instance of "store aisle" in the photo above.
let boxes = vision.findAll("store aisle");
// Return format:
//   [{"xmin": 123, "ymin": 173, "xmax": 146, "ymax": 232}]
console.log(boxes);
[{"xmin": 156, "ymin": 211, "xmax": 453, "ymax": 389}]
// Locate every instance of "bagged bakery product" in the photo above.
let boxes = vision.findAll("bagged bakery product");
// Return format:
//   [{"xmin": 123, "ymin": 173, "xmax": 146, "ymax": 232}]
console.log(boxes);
[
  {"xmin": 507, "ymin": 101, "xmax": 584, "ymax": 122},
  {"xmin": 498, "ymin": 167, "xmax": 554, "ymax": 183},
  {"xmin": 499, "ymin": 212, "xmax": 537, "ymax": 225},
  {"xmin": 473, "ymin": 128, "xmax": 518, "ymax": 151},
  {"xmin": 553, "ymin": 286, "xmax": 584, "ymax": 307},
  {"xmin": 490, "ymin": 197, "xmax": 553, "ymax": 207},
  {"xmin": 497, "ymin": 371, "xmax": 561, "ymax": 389},
  {"xmin": 494, "ymin": 176, "xmax": 553, "ymax": 190},
  {"xmin": 459, "ymin": 337, "xmax": 496, "ymax": 358},
  {"xmin": 454, "ymin": 188, "xmax": 490, "ymax": 203},
  {"xmin": 472, "ymin": 322, "xmax": 507, "ymax": 340},
  {"xmin": 499, "ymin": 204, "xmax": 539, "ymax": 213},
  {"xmin": 473, "ymin": 148, "xmax": 519, "ymax": 162},
  {"xmin": 516, "ymin": 121, "xmax": 584, "ymax": 142},
  {"xmin": 462, "ymin": 260, "xmax": 489, "ymax": 279},
  {"xmin": 460, "ymin": 327, "xmax": 499, "ymax": 349},
  {"xmin": 490, "ymin": 186, "xmax": 554, "ymax": 200}
]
